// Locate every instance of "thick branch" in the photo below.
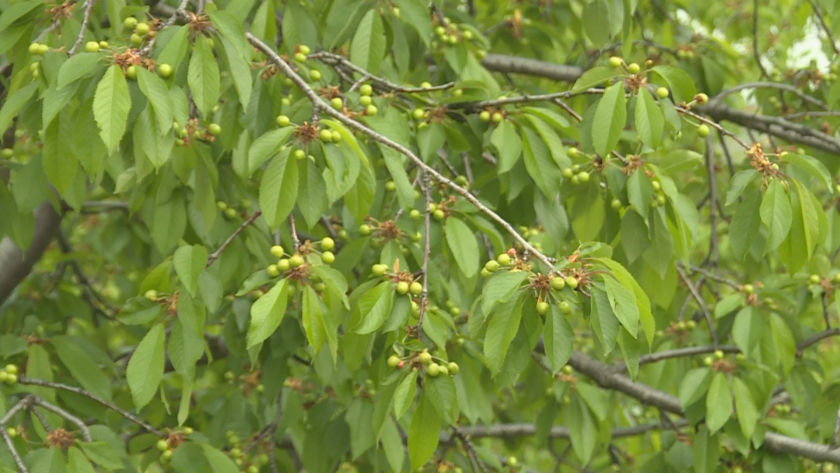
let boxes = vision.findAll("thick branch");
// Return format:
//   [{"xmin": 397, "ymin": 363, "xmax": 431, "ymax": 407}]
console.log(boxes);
[
  {"xmin": 564, "ymin": 350, "xmax": 840, "ymax": 463},
  {"xmin": 0, "ymin": 201, "xmax": 62, "ymax": 304},
  {"xmin": 449, "ymin": 420, "xmax": 689, "ymax": 441}
]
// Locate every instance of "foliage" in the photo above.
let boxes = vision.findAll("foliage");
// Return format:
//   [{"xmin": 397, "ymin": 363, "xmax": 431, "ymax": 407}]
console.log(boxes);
[{"xmin": 2, "ymin": 0, "xmax": 840, "ymax": 472}]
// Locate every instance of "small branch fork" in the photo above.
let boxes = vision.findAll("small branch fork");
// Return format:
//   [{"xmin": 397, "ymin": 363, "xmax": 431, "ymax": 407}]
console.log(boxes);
[
  {"xmin": 415, "ymin": 172, "xmax": 432, "ymax": 336},
  {"xmin": 206, "ymin": 211, "xmax": 262, "ymax": 267}
]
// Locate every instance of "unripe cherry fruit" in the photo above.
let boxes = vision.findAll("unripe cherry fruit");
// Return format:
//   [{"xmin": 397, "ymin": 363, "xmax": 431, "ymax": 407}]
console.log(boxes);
[
  {"xmin": 360, "ymin": 84, "xmax": 373, "ymax": 96},
  {"xmin": 319, "ymin": 129, "xmax": 332, "ymax": 141},
  {"xmin": 372, "ymin": 264, "xmax": 388, "ymax": 276},
  {"xmin": 387, "ymin": 355, "xmax": 401, "ymax": 367},
  {"xmin": 207, "ymin": 123, "xmax": 221, "ymax": 135},
  {"xmin": 427, "ymin": 363, "xmax": 440, "ymax": 377},
  {"xmin": 330, "ymin": 97, "xmax": 343, "ymax": 109},
  {"xmin": 270, "ymin": 245, "xmax": 285, "ymax": 258},
  {"xmin": 656, "ymin": 87, "xmax": 669, "ymax": 99},
  {"xmin": 321, "ymin": 237, "xmax": 335, "ymax": 250},
  {"xmin": 135, "ymin": 22, "xmax": 150, "ymax": 36},
  {"xmin": 609, "ymin": 56, "xmax": 622, "ymax": 68},
  {"xmin": 559, "ymin": 301, "xmax": 571, "ymax": 314},
  {"xmin": 485, "ymin": 260, "xmax": 500, "ymax": 272},
  {"xmin": 396, "ymin": 281, "xmax": 409, "ymax": 294},
  {"xmin": 359, "ymin": 224, "xmax": 371, "ymax": 235},
  {"xmin": 697, "ymin": 124, "xmax": 710, "ymax": 137},
  {"xmin": 565, "ymin": 276, "xmax": 579, "ymax": 290},
  {"xmin": 611, "ymin": 198, "xmax": 622, "ymax": 210},
  {"xmin": 267, "ymin": 265, "xmax": 280, "ymax": 277},
  {"xmin": 158, "ymin": 63, "xmax": 172, "ymax": 78},
  {"xmin": 359, "ymin": 95, "xmax": 372, "ymax": 106},
  {"xmin": 410, "ymin": 282, "xmax": 423, "ymax": 294},
  {"xmin": 447, "ymin": 362, "xmax": 459, "ymax": 374},
  {"xmin": 412, "ymin": 108, "xmax": 425, "ymax": 120},
  {"xmin": 366, "ymin": 104, "xmax": 378, "ymax": 115},
  {"xmin": 5, "ymin": 365, "xmax": 17, "ymax": 375},
  {"xmin": 310, "ymin": 69, "xmax": 321, "ymax": 81},
  {"xmin": 479, "ymin": 111, "xmax": 491, "ymax": 122},
  {"xmin": 126, "ymin": 65, "xmax": 138, "ymax": 79},
  {"xmin": 497, "ymin": 253, "xmax": 511, "ymax": 266},
  {"xmin": 294, "ymin": 53, "xmax": 307, "ymax": 62},
  {"xmin": 289, "ymin": 255, "xmax": 303, "ymax": 267},
  {"xmin": 123, "ymin": 17, "xmax": 138, "ymax": 29},
  {"xmin": 418, "ymin": 350, "xmax": 432, "ymax": 364},
  {"xmin": 551, "ymin": 276, "xmax": 565, "ymax": 290},
  {"xmin": 85, "ymin": 41, "xmax": 100, "ymax": 52},
  {"xmin": 695, "ymin": 93, "xmax": 709, "ymax": 104},
  {"xmin": 156, "ymin": 439, "xmax": 169, "ymax": 451},
  {"xmin": 322, "ymin": 251, "xmax": 335, "ymax": 264},
  {"xmin": 536, "ymin": 301, "xmax": 549, "ymax": 314},
  {"xmin": 627, "ymin": 63, "xmax": 640, "ymax": 74},
  {"xmin": 491, "ymin": 112, "xmax": 503, "ymax": 123}
]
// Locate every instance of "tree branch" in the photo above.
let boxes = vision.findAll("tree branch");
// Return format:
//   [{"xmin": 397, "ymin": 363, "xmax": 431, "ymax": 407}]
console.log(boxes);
[
  {"xmin": 0, "ymin": 201, "xmax": 62, "ymax": 304},
  {"xmin": 206, "ymin": 211, "xmax": 262, "ymax": 268}
]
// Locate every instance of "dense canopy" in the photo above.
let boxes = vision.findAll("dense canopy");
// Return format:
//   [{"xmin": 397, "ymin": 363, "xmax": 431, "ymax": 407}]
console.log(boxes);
[{"xmin": 2, "ymin": 0, "xmax": 840, "ymax": 472}]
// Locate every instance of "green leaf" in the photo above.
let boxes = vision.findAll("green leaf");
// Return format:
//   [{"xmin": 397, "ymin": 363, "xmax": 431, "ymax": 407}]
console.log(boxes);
[
  {"xmin": 259, "ymin": 151, "xmax": 299, "ymax": 228},
  {"xmin": 651, "ymin": 65, "xmax": 696, "ymax": 103},
  {"xmin": 57, "ymin": 53, "xmax": 103, "ymax": 89},
  {"xmin": 732, "ymin": 306, "xmax": 763, "ymax": 355},
  {"xmin": 206, "ymin": 10, "xmax": 251, "ymax": 60},
  {"xmin": 590, "ymin": 286, "xmax": 619, "ymax": 354},
  {"xmin": 393, "ymin": 370, "xmax": 418, "ymax": 419},
  {"xmin": 169, "ymin": 292, "xmax": 205, "ymax": 377},
  {"xmin": 760, "ymin": 179, "xmax": 792, "ymax": 253},
  {"xmin": 351, "ymin": 9, "xmax": 386, "ymax": 73},
  {"xmin": 569, "ymin": 396, "xmax": 597, "ymax": 464},
  {"xmin": 481, "ymin": 271, "xmax": 528, "ymax": 315},
  {"xmin": 483, "ymin": 295, "xmax": 523, "ymax": 373},
  {"xmin": 729, "ymin": 190, "xmax": 762, "ymax": 260},
  {"xmin": 352, "ymin": 281, "xmax": 394, "ymax": 334},
  {"xmin": 0, "ymin": 81, "xmax": 38, "ymax": 135},
  {"xmin": 93, "ymin": 65, "xmax": 132, "ymax": 152},
  {"xmin": 781, "ymin": 153, "xmax": 833, "ymax": 191},
  {"xmin": 543, "ymin": 304, "xmax": 574, "ymax": 373},
  {"xmin": 659, "ymin": 149, "xmax": 703, "ymax": 174},
  {"xmin": 444, "ymin": 217, "xmax": 479, "ymax": 277},
  {"xmin": 52, "ymin": 336, "xmax": 112, "ymax": 401},
  {"xmin": 157, "ymin": 25, "xmax": 190, "ymax": 67},
  {"xmin": 395, "ymin": 0, "xmax": 432, "ymax": 46},
  {"xmin": 199, "ymin": 443, "xmax": 240, "ymax": 473},
  {"xmin": 408, "ymin": 391, "xmax": 440, "ymax": 470},
  {"xmin": 126, "ymin": 323, "xmax": 166, "ymax": 410},
  {"xmin": 705, "ymin": 372, "xmax": 732, "ymax": 434},
  {"xmin": 592, "ymin": 83, "xmax": 626, "ymax": 157},
  {"xmin": 136, "ymin": 67, "xmax": 173, "ymax": 134},
  {"xmin": 188, "ymin": 36, "xmax": 221, "ymax": 116},
  {"xmin": 219, "ymin": 36, "xmax": 253, "ymax": 108},
  {"xmin": 769, "ymin": 313, "xmax": 795, "ymax": 374},
  {"xmin": 490, "ymin": 120, "xmax": 521, "ymax": 173},
  {"xmin": 302, "ymin": 286, "xmax": 329, "ymax": 354},
  {"xmin": 599, "ymin": 259, "xmax": 655, "ymax": 346},
  {"xmin": 635, "ymin": 89, "xmax": 664, "ymax": 149},
  {"xmin": 692, "ymin": 426, "xmax": 720, "ymax": 473},
  {"xmin": 67, "ymin": 447, "xmax": 96, "ymax": 473},
  {"xmin": 678, "ymin": 367, "xmax": 712, "ymax": 408},
  {"xmin": 42, "ymin": 115, "xmax": 79, "ymax": 194},
  {"xmin": 247, "ymin": 279, "xmax": 289, "ymax": 348},
  {"xmin": 173, "ymin": 245, "xmax": 208, "ymax": 297},
  {"xmin": 725, "ymin": 169, "xmax": 758, "ymax": 206},
  {"xmin": 426, "ymin": 374, "xmax": 458, "ymax": 425},
  {"xmin": 248, "ymin": 129, "xmax": 293, "ymax": 175},
  {"xmin": 779, "ymin": 181, "xmax": 819, "ymax": 272},
  {"xmin": 732, "ymin": 377, "xmax": 758, "ymax": 440},
  {"xmin": 571, "ymin": 66, "xmax": 620, "ymax": 93},
  {"xmin": 79, "ymin": 441, "xmax": 122, "ymax": 469}
]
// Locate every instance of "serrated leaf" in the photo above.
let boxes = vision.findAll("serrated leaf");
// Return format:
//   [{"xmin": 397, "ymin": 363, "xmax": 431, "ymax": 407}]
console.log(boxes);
[
  {"xmin": 483, "ymin": 296, "xmax": 523, "ymax": 373},
  {"xmin": 126, "ymin": 323, "xmax": 166, "ymax": 410},
  {"xmin": 57, "ymin": 52, "xmax": 103, "ymax": 89},
  {"xmin": 0, "ymin": 81, "xmax": 38, "ymax": 135},
  {"xmin": 725, "ymin": 169, "xmax": 758, "ymax": 206},
  {"xmin": 659, "ymin": 149, "xmax": 703, "ymax": 174},
  {"xmin": 732, "ymin": 306, "xmax": 763, "ymax": 355},
  {"xmin": 490, "ymin": 120, "xmax": 521, "ymax": 173},
  {"xmin": 174, "ymin": 245, "xmax": 208, "ymax": 296},
  {"xmin": 651, "ymin": 65, "xmax": 696, "ymax": 103},
  {"xmin": 352, "ymin": 281, "xmax": 394, "ymax": 334},
  {"xmin": 248, "ymin": 129, "xmax": 293, "ymax": 175},
  {"xmin": 733, "ymin": 377, "xmax": 758, "ymax": 440},
  {"xmin": 543, "ymin": 304, "xmax": 574, "ymax": 373},
  {"xmin": 571, "ymin": 66, "xmax": 620, "ymax": 93},
  {"xmin": 730, "ymin": 190, "xmax": 762, "ymax": 260},
  {"xmin": 93, "ymin": 65, "xmax": 131, "ymax": 151},
  {"xmin": 408, "ymin": 391, "xmax": 440, "ymax": 470},
  {"xmin": 781, "ymin": 153, "xmax": 833, "ymax": 191},
  {"xmin": 481, "ymin": 271, "xmax": 527, "ymax": 315},
  {"xmin": 52, "ymin": 336, "xmax": 112, "ymax": 401},
  {"xmin": 247, "ymin": 279, "xmax": 289, "ymax": 348},
  {"xmin": 592, "ymin": 83, "xmax": 626, "ymax": 157},
  {"xmin": 350, "ymin": 9, "xmax": 386, "ymax": 73},
  {"xmin": 444, "ymin": 217, "xmax": 479, "ymax": 277},
  {"xmin": 635, "ymin": 88, "xmax": 664, "ymax": 148},
  {"xmin": 760, "ymin": 178, "xmax": 792, "ymax": 253},
  {"xmin": 393, "ymin": 370, "xmax": 418, "ymax": 419},
  {"xmin": 706, "ymin": 372, "xmax": 732, "ymax": 434},
  {"xmin": 136, "ymin": 67, "xmax": 173, "ymax": 134},
  {"xmin": 259, "ymin": 151, "xmax": 298, "ymax": 228},
  {"xmin": 188, "ymin": 36, "xmax": 221, "ymax": 115}
]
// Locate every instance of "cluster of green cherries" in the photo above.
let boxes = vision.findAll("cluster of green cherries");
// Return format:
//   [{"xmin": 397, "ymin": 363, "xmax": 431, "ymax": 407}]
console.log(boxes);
[
  {"xmin": 0, "ymin": 364, "xmax": 19, "ymax": 385},
  {"xmin": 266, "ymin": 237, "xmax": 336, "ymax": 278},
  {"xmin": 388, "ymin": 349, "xmax": 460, "ymax": 378},
  {"xmin": 220, "ymin": 429, "xmax": 270, "ymax": 472}
]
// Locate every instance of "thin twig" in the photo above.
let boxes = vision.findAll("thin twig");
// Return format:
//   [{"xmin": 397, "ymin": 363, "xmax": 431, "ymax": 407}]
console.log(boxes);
[
  {"xmin": 309, "ymin": 51, "xmax": 455, "ymax": 93},
  {"xmin": 17, "ymin": 378, "xmax": 165, "ymax": 436},
  {"xmin": 806, "ymin": 0, "xmax": 840, "ymax": 55},
  {"xmin": 246, "ymin": 33, "xmax": 558, "ymax": 270},
  {"xmin": 0, "ymin": 397, "xmax": 32, "ymax": 473},
  {"xmin": 822, "ymin": 292, "xmax": 832, "ymax": 329},
  {"xmin": 206, "ymin": 211, "xmax": 262, "ymax": 267},
  {"xmin": 139, "ymin": 0, "xmax": 189, "ymax": 56},
  {"xmin": 289, "ymin": 213, "xmax": 301, "ymax": 251},
  {"xmin": 676, "ymin": 265, "xmax": 719, "ymax": 346},
  {"xmin": 30, "ymin": 396, "xmax": 92, "ymax": 442},
  {"xmin": 796, "ymin": 328, "xmax": 840, "ymax": 357},
  {"xmin": 31, "ymin": 407, "xmax": 52, "ymax": 431},
  {"xmin": 68, "ymin": 0, "xmax": 97, "ymax": 56},
  {"xmin": 713, "ymin": 81, "xmax": 829, "ymax": 110},
  {"xmin": 415, "ymin": 172, "xmax": 432, "ymax": 336}
]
